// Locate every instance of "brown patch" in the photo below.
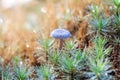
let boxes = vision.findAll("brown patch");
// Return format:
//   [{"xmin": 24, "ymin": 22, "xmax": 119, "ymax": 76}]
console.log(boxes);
[
  {"xmin": 109, "ymin": 44, "xmax": 120, "ymax": 79},
  {"xmin": 76, "ymin": 21, "xmax": 89, "ymax": 50},
  {"xmin": 66, "ymin": 20, "xmax": 80, "ymax": 36}
]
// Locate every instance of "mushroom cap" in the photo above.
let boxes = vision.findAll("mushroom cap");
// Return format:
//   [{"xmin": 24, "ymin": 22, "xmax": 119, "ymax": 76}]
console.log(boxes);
[{"xmin": 50, "ymin": 29, "xmax": 71, "ymax": 39}]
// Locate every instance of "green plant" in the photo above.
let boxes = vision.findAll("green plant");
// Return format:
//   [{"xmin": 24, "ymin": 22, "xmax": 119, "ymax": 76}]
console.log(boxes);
[
  {"xmin": 87, "ymin": 55, "xmax": 113, "ymax": 80},
  {"xmin": 90, "ymin": 5, "xmax": 110, "ymax": 34},
  {"xmin": 1, "ymin": 67, "xmax": 12, "ymax": 80},
  {"xmin": 38, "ymin": 39, "xmax": 52, "ymax": 52},
  {"xmin": 114, "ymin": 13, "xmax": 120, "ymax": 29},
  {"xmin": 114, "ymin": 36, "xmax": 120, "ymax": 44},
  {"xmin": 86, "ymin": 36, "xmax": 113, "ymax": 80},
  {"xmin": 0, "ymin": 59, "xmax": 14, "ymax": 80},
  {"xmin": 38, "ymin": 39, "xmax": 53, "ymax": 62},
  {"xmin": 65, "ymin": 40, "xmax": 74, "ymax": 50},
  {"xmin": 13, "ymin": 56, "xmax": 21, "ymax": 65},
  {"xmin": 113, "ymin": 0, "xmax": 120, "ymax": 8},
  {"xmin": 93, "ymin": 36, "xmax": 111, "ymax": 59},
  {"xmin": 111, "ymin": 0, "xmax": 120, "ymax": 29},
  {"xmin": 0, "ymin": 58, "xmax": 12, "ymax": 80},
  {"xmin": 48, "ymin": 49, "xmax": 60, "ymax": 66},
  {"xmin": 91, "ymin": 16, "xmax": 109, "ymax": 32},
  {"xmin": 36, "ymin": 65, "xmax": 54, "ymax": 80},
  {"xmin": 112, "ymin": 0, "xmax": 120, "ymax": 15},
  {"xmin": 59, "ymin": 49, "xmax": 87, "ymax": 79},
  {"xmin": 60, "ymin": 53, "xmax": 75, "ymax": 73},
  {"xmin": 14, "ymin": 62, "xmax": 31, "ymax": 80},
  {"xmin": 91, "ymin": 5, "xmax": 100, "ymax": 17}
]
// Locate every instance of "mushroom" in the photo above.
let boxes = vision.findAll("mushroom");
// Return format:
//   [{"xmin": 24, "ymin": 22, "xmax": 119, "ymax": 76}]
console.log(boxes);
[{"xmin": 50, "ymin": 29, "xmax": 71, "ymax": 50}]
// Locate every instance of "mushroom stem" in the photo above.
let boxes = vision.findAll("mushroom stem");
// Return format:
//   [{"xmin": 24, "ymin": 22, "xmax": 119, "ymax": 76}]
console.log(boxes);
[{"xmin": 59, "ymin": 39, "xmax": 64, "ymax": 50}]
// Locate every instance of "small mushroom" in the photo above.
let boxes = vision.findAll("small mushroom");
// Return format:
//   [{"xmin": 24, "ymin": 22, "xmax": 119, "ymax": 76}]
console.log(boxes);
[{"xmin": 50, "ymin": 29, "xmax": 71, "ymax": 50}]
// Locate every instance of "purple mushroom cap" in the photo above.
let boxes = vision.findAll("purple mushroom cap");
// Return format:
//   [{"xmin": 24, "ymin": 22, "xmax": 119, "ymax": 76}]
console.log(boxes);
[{"xmin": 50, "ymin": 29, "xmax": 71, "ymax": 39}]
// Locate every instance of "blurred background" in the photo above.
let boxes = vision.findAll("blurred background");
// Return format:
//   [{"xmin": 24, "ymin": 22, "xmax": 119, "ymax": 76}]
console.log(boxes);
[{"xmin": 0, "ymin": 0, "xmax": 103, "ymax": 64}]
